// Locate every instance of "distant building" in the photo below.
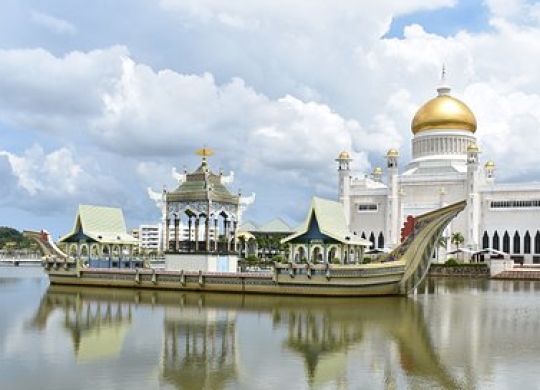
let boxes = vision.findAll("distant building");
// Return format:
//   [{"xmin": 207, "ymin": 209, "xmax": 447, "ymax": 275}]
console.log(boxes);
[
  {"xmin": 237, "ymin": 218, "xmax": 294, "ymax": 259},
  {"xmin": 136, "ymin": 223, "xmax": 217, "ymax": 253}
]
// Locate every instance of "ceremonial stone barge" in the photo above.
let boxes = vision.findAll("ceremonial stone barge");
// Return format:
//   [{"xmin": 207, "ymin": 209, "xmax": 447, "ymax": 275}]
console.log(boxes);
[{"xmin": 28, "ymin": 200, "xmax": 466, "ymax": 296}]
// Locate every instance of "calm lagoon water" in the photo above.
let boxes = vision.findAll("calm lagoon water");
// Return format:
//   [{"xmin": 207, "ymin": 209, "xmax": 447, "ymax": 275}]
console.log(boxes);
[{"xmin": 1, "ymin": 266, "xmax": 540, "ymax": 390}]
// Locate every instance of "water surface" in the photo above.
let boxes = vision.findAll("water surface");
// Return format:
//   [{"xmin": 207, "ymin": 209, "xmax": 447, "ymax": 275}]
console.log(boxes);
[{"xmin": 1, "ymin": 267, "xmax": 539, "ymax": 390}]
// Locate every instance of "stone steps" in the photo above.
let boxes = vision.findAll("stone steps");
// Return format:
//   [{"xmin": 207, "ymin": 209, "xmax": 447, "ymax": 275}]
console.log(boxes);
[{"xmin": 492, "ymin": 270, "xmax": 540, "ymax": 280}]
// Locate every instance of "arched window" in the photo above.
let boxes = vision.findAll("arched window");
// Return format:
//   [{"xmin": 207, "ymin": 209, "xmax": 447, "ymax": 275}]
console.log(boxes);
[
  {"xmin": 369, "ymin": 232, "xmax": 375, "ymax": 249},
  {"xmin": 298, "ymin": 247, "xmax": 306, "ymax": 262},
  {"xmin": 361, "ymin": 232, "xmax": 366, "ymax": 239},
  {"xmin": 535, "ymin": 231, "xmax": 540, "ymax": 254},
  {"xmin": 503, "ymin": 231, "xmax": 510, "ymax": 253},
  {"xmin": 378, "ymin": 232, "xmax": 385, "ymax": 249},
  {"xmin": 493, "ymin": 231, "xmax": 500, "ymax": 251},
  {"xmin": 329, "ymin": 247, "xmax": 337, "ymax": 261},
  {"xmin": 513, "ymin": 231, "xmax": 521, "ymax": 254},
  {"xmin": 525, "ymin": 231, "xmax": 531, "ymax": 254},
  {"xmin": 482, "ymin": 232, "xmax": 489, "ymax": 249}
]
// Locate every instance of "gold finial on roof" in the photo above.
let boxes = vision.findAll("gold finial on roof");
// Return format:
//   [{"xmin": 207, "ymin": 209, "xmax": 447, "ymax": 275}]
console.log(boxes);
[{"xmin": 195, "ymin": 148, "xmax": 215, "ymax": 157}]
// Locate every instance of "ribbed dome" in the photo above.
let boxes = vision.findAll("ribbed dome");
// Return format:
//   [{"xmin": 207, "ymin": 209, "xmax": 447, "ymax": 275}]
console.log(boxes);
[{"xmin": 411, "ymin": 87, "xmax": 477, "ymax": 134}]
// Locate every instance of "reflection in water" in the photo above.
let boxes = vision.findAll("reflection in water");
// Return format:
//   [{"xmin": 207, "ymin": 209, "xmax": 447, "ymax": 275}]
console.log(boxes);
[
  {"xmin": 31, "ymin": 287, "xmax": 133, "ymax": 363},
  {"xmin": 161, "ymin": 296, "xmax": 238, "ymax": 390},
  {"xmin": 32, "ymin": 286, "xmax": 465, "ymax": 389}
]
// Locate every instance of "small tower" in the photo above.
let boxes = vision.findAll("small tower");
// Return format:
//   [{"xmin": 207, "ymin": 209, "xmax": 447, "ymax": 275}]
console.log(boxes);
[
  {"xmin": 372, "ymin": 166, "xmax": 383, "ymax": 182},
  {"xmin": 485, "ymin": 160, "xmax": 496, "ymax": 182},
  {"xmin": 336, "ymin": 151, "xmax": 352, "ymax": 226},
  {"xmin": 466, "ymin": 143, "xmax": 481, "ymax": 249},
  {"xmin": 385, "ymin": 149, "xmax": 400, "ymax": 247},
  {"xmin": 336, "ymin": 151, "xmax": 352, "ymax": 202}
]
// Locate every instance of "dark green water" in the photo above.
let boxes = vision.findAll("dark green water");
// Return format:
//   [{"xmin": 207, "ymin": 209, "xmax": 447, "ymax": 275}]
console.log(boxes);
[{"xmin": 1, "ymin": 267, "xmax": 540, "ymax": 390}]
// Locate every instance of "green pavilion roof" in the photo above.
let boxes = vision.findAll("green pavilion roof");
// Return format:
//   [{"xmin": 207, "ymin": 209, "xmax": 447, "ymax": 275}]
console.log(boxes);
[
  {"xmin": 238, "ymin": 221, "xmax": 259, "ymax": 233},
  {"xmin": 282, "ymin": 197, "xmax": 371, "ymax": 246},
  {"xmin": 166, "ymin": 162, "xmax": 240, "ymax": 205},
  {"xmin": 258, "ymin": 218, "xmax": 293, "ymax": 233},
  {"xmin": 59, "ymin": 204, "xmax": 138, "ymax": 245}
]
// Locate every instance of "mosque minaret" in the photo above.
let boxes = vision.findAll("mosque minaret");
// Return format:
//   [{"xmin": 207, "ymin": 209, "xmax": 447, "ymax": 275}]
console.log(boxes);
[{"xmin": 338, "ymin": 72, "xmax": 540, "ymax": 264}]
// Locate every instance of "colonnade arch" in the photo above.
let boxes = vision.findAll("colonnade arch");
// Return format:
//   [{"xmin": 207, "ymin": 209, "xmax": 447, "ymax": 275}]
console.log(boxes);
[{"xmin": 165, "ymin": 207, "xmax": 238, "ymax": 254}]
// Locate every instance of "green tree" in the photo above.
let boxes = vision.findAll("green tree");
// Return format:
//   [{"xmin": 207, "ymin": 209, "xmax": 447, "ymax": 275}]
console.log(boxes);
[
  {"xmin": 451, "ymin": 232, "xmax": 465, "ymax": 251},
  {"xmin": 0, "ymin": 227, "xmax": 32, "ymax": 249}
]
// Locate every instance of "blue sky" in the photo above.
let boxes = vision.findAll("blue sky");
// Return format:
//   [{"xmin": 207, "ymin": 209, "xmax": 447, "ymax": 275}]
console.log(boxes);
[{"xmin": 2, "ymin": 0, "xmax": 540, "ymax": 235}]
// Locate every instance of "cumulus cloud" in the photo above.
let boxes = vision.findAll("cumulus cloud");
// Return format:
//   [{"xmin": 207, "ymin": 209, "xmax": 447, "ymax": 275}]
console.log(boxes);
[
  {"xmin": 0, "ymin": 145, "xmax": 127, "ymax": 215},
  {"xmin": 2, "ymin": 0, "xmax": 540, "ymax": 230}
]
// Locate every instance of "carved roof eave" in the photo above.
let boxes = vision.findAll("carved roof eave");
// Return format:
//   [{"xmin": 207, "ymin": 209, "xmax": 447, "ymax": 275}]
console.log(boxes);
[{"xmin": 166, "ymin": 192, "xmax": 240, "ymax": 205}]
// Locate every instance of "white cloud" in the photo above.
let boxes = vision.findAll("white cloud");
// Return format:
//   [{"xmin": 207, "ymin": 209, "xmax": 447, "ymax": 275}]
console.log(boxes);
[
  {"xmin": 3, "ymin": 0, "xmax": 540, "ymax": 229},
  {"xmin": 0, "ymin": 145, "xmax": 126, "ymax": 215},
  {"xmin": 31, "ymin": 11, "xmax": 76, "ymax": 35}
]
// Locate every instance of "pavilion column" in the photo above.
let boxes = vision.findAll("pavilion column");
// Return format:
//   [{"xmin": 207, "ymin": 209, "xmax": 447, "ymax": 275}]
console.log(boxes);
[
  {"xmin": 165, "ymin": 218, "xmax": 171, "ymax": 252},
  {"xmin": 230, "ymin": 220, "xmax": 237, "ymax": 252},
  {"xmin": 224, "ymin": 218, "xmax": 229, "ymax": 252},
  {"xmin": 214, "ymin": 218, "xmax": 219, "ymax": 252},
  {"xmin": 108, "ymin": 244, "xmax": 112, "ymax": 268},
  {"xmin": 307, "ymin": 242, "xmax": 311, "ymax": 263},
  {"xmin": 323, "ymin": 243, "xmax": 328, "ymax": 264},
  {"xmin": 174, "ymin": 215, "xmax": 180, "ymax": 252},
  {"xmin": 188, "ymin": 217, "xmax": 192, "ymax": 252},
  {"xmin": 291, "ymin": 245, "xmax": 295, "ymax": 262},
  {"xmin": 195, "ymin": 218, "xmax": 200, "ymax": 252},
  {"xmin": 205, "ymin": 216, "xmax": 210, "ymax": 253}
]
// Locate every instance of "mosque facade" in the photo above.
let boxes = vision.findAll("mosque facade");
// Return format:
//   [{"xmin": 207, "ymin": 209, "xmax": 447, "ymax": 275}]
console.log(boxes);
[{"xmin": 338, "ymin": 80, "xmax": 540, "ymax": 264}]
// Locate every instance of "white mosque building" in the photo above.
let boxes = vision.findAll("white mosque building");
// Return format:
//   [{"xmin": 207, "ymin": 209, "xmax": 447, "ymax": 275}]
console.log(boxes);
[{"xmin": 337, "ymin": 80, "xmax": 540, "ymax": 264}]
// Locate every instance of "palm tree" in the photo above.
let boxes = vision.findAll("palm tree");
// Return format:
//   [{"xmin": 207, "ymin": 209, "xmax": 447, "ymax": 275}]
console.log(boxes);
[
  {"xmin": 436, "ymin": 235, "xmax": 448, "ymax": 262},
  {"xmin": 451, "ymin": 232, "xmax": 465, "ymax": 251}
]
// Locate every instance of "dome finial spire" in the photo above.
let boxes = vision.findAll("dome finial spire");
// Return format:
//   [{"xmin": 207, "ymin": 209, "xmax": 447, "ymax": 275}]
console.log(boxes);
[
  {"xmin": 437, "ymin": 64, "xmax": 451, "ymax": 96},
  {"xmin": 441, "ymin": 64, "xmax": 446, "ymax": 83}
]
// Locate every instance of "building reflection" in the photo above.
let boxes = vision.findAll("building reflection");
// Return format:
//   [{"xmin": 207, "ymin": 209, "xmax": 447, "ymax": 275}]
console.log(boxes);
[
  {"xmin": 267, "ymin": 297, "xmax": 460, "ymax": 390},
  {"xmin": 160, "ymin": 295, "xmax": 238, "ymax": 390},
  {"xmin": 34, "ymin": 281, "xmax": 540, "ymax": 389},
  {"xmin": 30, "ymin": 286, "xmax": 133, "ymax": 363}
]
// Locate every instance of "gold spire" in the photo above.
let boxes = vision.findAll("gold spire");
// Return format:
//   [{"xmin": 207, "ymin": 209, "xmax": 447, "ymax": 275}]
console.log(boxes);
[{"xmin": 195, "ymin": 148, "xmax": 215, "ymax": 157}]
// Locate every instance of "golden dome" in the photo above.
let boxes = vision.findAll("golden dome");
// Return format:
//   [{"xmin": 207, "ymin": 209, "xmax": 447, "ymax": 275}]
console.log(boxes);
[
  {"xmin": 485, "ymin": 161, "xmax": 495, "ymax": 169},
  {"xmin": 338, "ymin": 151, "xmax": 351, "ymax": 159},
  {"xmin": 467, "ymin": 142, "xmax": 479, "ymax": 153},
  {"xmin": 373, "ymin": 166, "xmax": 382, "ymax": 174},
  {"xmin": 411, "ymin": 90, "xmax": 477, "ymax": 134},
  {"xmin": 387, "ymin": 149, "xmax": 399, "ymax": 157}
]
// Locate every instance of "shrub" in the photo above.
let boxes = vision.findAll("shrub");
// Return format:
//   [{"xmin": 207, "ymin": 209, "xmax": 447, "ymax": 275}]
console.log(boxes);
[
  {"xmin": 445, "ymin": 258, "xmax": 459, "ymax": 266},
  {"xmin": 362, "ymin": 258, "xmax": 371, "ymax": 264},
  {"xmin": 272, "ymin": 255, "xmax": 284, "ymax": 263},
  {"xmin": 331, "ymin": 258, "xmax": 341, "ymax": 264},
  {"xmin": 246, "ymin": 255, "xmax": 258, "ymax": 263}
]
